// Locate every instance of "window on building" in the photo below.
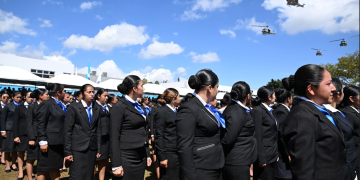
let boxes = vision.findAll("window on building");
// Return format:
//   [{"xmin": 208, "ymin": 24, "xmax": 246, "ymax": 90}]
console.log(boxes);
[
  {"xmin": 31, "ymin": 69, "xmax": 54, "ymax": 78},
  {"xmin": 31, "ymin": 69, "xmax": 36, "ymax": 73}
]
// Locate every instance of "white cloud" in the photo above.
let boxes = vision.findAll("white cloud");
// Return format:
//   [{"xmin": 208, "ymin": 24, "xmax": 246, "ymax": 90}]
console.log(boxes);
[
  {"xmin": 0, "ymin": 41, "xmax": 20, "ymax": 53},
  {"xmin": 180, "ymin": 0, "xmax": 242, "ymax": 20},
  {"xmin": 0, "ymin": 9, "xmax": 36, "ymax": 36},
  {"xmin": 246, "ymin": 37, "xmax": 258, "ymax": 43},
  {"xmin": 219, "ymin": 29, "xmax": 236, "ymax": 38},
  {"xmin": 38, "ymin": 18, "xmax": 53, "ymax": 28},
  {"xmin": 63, "ymin": 23, "xmax": 149, "ymax": 51},
  {"xmin": 176, "ymin": 67, "xmax": 186, "ymax": 76},
  {"xmin": 67, "ymin": 49, "xmax": 77, "ymax": 56},
  {"xmin": 234, "ymin": 17, "xmax": 268, "ymax": 35},
  {"xmin": 173, "ymin": 32, "xmax": 178, "ymax": 36},
  {"xmin": 43, "ymin": 55, "xmax": 72, "ymax": 64},
  {"xmin": 141, "ymin": 66, "xmax": 153, "ymax": 73},
  {"xmin": 138, "ymin": 39, "xmax": 184, "ymax": 59},
  {"xmin": 95, "ymin": 15, "xmax": 103, "ymax": 20},
  {"xmin": 189, "ymin": 51, "xmax": 220, "ymax": 63},
  {"xmin": 261, "ymin": 0, "xmax": 359, "ymax": 34},
  {"xmin": 80, "ymin": 1, "xmax": 102, "ymax": 11},
  {"xmin": 42, "ymin": 0, "xmax": 62, "ymax": 5},
  {"xmin": 16, "ymin": 42, "xmax": 47, "ymax": 59}
]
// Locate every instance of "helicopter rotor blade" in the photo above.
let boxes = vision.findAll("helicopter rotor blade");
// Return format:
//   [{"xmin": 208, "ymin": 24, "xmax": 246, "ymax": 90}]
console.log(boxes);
[
  {"xmin": 311, "ymin": 48, "xmax": 319, "ymax": 50},
  {"xmin": 251, "ymin": 25, "xmax": 268, "ymax": 27},
  {"xmin": 329, "ymin": 39, "xmax": 344, "ymax": 42},
  {"xmin": 347, "ymin": 35, "xmax": 359, "ymax": 38}
]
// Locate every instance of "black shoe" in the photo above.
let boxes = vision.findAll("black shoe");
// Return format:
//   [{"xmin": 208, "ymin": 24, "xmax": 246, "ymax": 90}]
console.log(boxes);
[
  {"xmin": 17, "ymin": 177, "xmax": 24, "ymax": 180},
  {"xmin": 5, "ymin": 169, "xmax": 11, "ymax": 173},
  {"xmin": 59, "ymin": 169, "xmax": 63, "ymax": 173},
  {"xmin": 62, "ymin": 169, "xmax": 68, "ymax": 172},
  {"xmin": 11, "ymin": 164, "xmax": 19, "ymax": 171},
  {"xmin": 0, "ymin": 162, "xmax": 5, "ymax": 165},
  {"xmin": 32, "ymin": 175, "xmax": 36, "ymax": 178}
]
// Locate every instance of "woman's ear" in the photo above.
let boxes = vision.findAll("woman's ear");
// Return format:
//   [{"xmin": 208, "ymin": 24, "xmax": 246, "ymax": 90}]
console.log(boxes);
[
  {"xmin": 349, "ymin": 96, "xmax": 355, "ymax": 103},
  {"xmin": 307, "ymin": 84, "xmax": 316, "ymax": 96}
]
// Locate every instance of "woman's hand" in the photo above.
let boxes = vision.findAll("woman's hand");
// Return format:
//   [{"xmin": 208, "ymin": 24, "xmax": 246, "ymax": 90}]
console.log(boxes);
[
  {"xmin": 29, "ymin": 140, "xmax": 36, "ymax": 146},
  {"xmin": 65, "ymin": 155, "xmax": 73, "ymax": 162},
  {"xmin": 96, "ymin": 153, "xmax": 101, "ymax": 158},
  {"xmin": 160, "ymin": 160, "xmax": 168, "ymax": 168},
  {"xmin": 147, "ymin": 157, "xmax": 152, "ymax": 166},
  {"xmin": 1, "ymin": 132, "xmax": 6, "ymax": 138},
  {"xmin": 258, "ymin": 164, "xmax": 266, "ymax": 167},
  {"xmin": 40, "ymin": 144, "xmax": 48, "ymax": 153},
  {"xmin": 113, "ymin": 167, "xmax": 124, "ymax": 177},
  {"xmin": 14, "ymin": 137, "xmax": 20, "ymax": 143}
]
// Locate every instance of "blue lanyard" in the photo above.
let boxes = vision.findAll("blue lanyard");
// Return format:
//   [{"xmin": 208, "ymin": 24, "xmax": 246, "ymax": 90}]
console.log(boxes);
[
  {"xmin": 13, "ymin": 100, "xmax": 21, "ymax": 106},
  {"xmin": 125, "ymin": 98, "xmax": 145, "ymax": 115},
  {"xmin": 298, "ymin": 97, "xmax": 336, "ymax": 127},
  {"xmin": 52, "ymin": 98, "xmax": 66, "ymax": 113},
  {"xmin": 85, "ymin": 102, "xmax": 93, "ymax": 124},
  {"xmin": 205, "ymin": 104, "xmax": 225, "ymax": 128},
  {"xmin": 100, "ymin": 104, "xmax": 108, "ymax": 114}
]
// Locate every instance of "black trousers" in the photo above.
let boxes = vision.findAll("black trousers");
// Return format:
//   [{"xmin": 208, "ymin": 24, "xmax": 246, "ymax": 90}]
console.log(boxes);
[
  {"xmin": 222, "ymin": 164, "xmax": 250, "ymax": 180},
  {"xmin": 195, "ymin": 168, "xmax": 221, "ymax": 180},
  {"xmin": 112, "ymin": 147, "xmax": 146, "ymax": 180},
  {"xmin": 159, "ymin": 152, "xmax": 180, "ymax": 180},
  {"xmin": 253, "ymin": 162, "xmax": 275, "ymax": 180},
  {"xmin": 69, "ymin": 148, "xmax": 97, "ymax": 180}
]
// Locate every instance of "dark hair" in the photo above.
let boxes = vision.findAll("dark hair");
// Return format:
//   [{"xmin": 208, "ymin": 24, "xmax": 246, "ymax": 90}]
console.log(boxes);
[
  {"xmin": 251, "ymin": 97, "xmax": 262, "ymax": 107},
  {"xmin": 12, "ymin": 91, "xmax": 21, "ymax": 97},
  {"xmin": 331, "ymin": 78, "xmax": 343, "ymax": 96},
  {"xmin": 117, "ymin": 75, "xmax": 141, "ymax": 94},
  {"xmin": 230, "ymin": 81, "xmax": 251, "ymax": 102},
  {"xmin": 95, "ymin": 88, "xmax": 108, "ymax": 100},
  {"xmin": 188, "ymin": 69, "xmax": 218, "ymax": 91},
  {"xmin": 80, "ymin": 84, "xmax": 94, "ymax": 97},
  {"xmin": 45, "ymin": 83, "xmax": 64, "ymax": 97},
  {"xmin": 74, "ymin": 91, "xmax": 82, "ymax": 98},
  {"xmin": 275, "ymin": 89, "xmax": 292, "ymax": 104},
  {"xmin": 30, "ymin": 88, "xmax": 47, "ymax": 100},
  {"xmin": 158, "ymin": 88, "xmax": 179, "ymax": 105},
  {"xmin": 283, "ymin": 64, "xmax": 325, "ymax": 97},
  {"xmin": 257, "ymin": 86, "xmax": 274, "ymax": 102},
  {"xmin": 181, "ymin": 93, "xmax": 193, "ymax": 104},
  {"xmin": 340, "ymin": 85, "xmax": 360, "ymax": 108},
  {"xmin": 220, "ymin": 93, "xmax": 231, "ymax": 106},
  {"xmin": 107, "ymin": 94, "xmax": 116, "ymax": 104}
]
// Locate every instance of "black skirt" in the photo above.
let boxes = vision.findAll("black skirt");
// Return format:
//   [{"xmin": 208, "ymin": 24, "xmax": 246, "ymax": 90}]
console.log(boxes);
[
  {"xmin": 14, "ymin": 135, "xmax": 28, "ymax": 152},
  {"xmin": 69, "ymin": 148, "xmax": 97, "ymax": 180},
  {"xmin": 37, "ymin": 144, "xmax": 64, "ymax": 172},
  {"xmin": 274, "ymin": 159, "xmax": 292, "ymax": 179},
  {"xmin": 27, "ymin": 138, "xmax": 39, "ymax": 160},
  {"xmin": 96, "ymin": 135, "xmax": 110, "ymax": 161},
  {"xmin": 112, "ymin": 147, "xmax": 147, "ymax": 180},
  {"xmin": 159, "ymin": 152, "xmax": 180, "ymax": 180},
  {"xmin": 1, "ymin": 130, "xmax": 15, "ymax": 152}
]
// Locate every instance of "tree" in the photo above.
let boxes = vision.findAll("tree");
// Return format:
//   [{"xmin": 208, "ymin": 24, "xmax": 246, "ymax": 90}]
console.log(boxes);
[
  {"xmin": 155, "ymin": 81, "xmax": 160, "ymax": 85},
  {"xmin": 266, "ymin": 79, "xmax": 283, "ymax": 90},
  {"xmin": 142, "ymin": 78, "xmax": 148, "ymax": 85},
  {"xmin": 321, "ymin": 50, "xmax": 359, "ymax": 85}
]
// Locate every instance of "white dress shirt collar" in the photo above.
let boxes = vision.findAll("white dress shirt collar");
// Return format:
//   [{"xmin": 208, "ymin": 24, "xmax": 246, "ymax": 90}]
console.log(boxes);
[
  {"xmin": 233, "ymin": 99, "xmax": 250, "ymax": 110},
  {"xmin": 351, "ymin": 106, "xmax": 360, "ymax": 113},
  {"xmin": 262, "ymin": 102, "xmax": 272, "ymax": 112},
  {"xmin": 279, "ymin": 103, "xmax": 290, "ymax": 112},
  {"xmin": 195, "ymin": 94, "xmax": 207, "ymax": 107},
  {"xmin": 166, "ymin": 104, "xmax": 176, "ymax": 112},
  {"xmin": 323, "ymin": 104, "xmax": 339, "ymax": 113}
]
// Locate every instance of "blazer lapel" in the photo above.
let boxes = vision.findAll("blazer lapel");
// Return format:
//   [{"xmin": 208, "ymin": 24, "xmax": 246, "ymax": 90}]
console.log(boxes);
[
  {"xmin": 78, "ymin": 102, "xmax": 90, "ymax": 126},
  {"xmin": 193, "ymin": 97, "xmax": 219, "ymax": 127},
  {"xmin": 90, "ymin": 104, "xmax": 99, "ymax": 126},
  {"xmin": 165, "ymin": 106, "xmax": 176, "ymax": 118},
  {"xmin": 51, "ymin": 99, "xmax": 65, "ymax": 115},
  {"xmin": 120, "ymin": 98, "xmax": 144, "ymax": 119}
]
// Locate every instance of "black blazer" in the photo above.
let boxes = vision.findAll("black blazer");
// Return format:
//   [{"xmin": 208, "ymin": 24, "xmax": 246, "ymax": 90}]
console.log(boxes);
[
  {"xmin": 342, "ymin": 105, "xmax": 360, "ymax": 168},
  {"xmin": 110, "ymin": 97, "xmax": 150, "ymax": 168},
  {"xmin": 95, "ymin": 102, "xmax": 110, "ymax": 136},
  {"xmin": 26, "ymin": 102, "xmax": 39, "ymax": 140},
  {"xmin": 13, "ymin": 103, "xmax": 28, "ymax": 137},
  {"xmin": 155, "ymin": 105, "xmax": 177, "ymax": 162},
  {"xmin": 149, "ymin": 105, "xmax": 160, "ymax": 137},
  {"xmin": 37, "ymin": 98, "xmax": 66, "ymax": 145},
  {"xmin": 282, "ymin": 100, "xmax": 350, "ymax": 180},
  {"xmin": 221, "ymin": 101, "xmax": 257, "ymax": 166},
  {"xmin": 252, "ymin": 103, "xmax": 278, "ymax": 165},
  {"xmin": 64, "ymin": 101, "xmax": 101, "ymax": 156},
  {"xmin": 176, "ymin": 96, "xmax": 225, "ymax": 180},
  {"xmin": 273, "ymin": 104, "xmax": 291, "ymax": 162},
  {"xmin": 1, "ymin": 101, "xmax": 16, "ymax": 131}
]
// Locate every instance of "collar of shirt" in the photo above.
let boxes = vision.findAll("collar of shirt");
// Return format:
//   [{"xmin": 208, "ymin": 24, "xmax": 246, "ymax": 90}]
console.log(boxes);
[
  {"xmin": 108, "ymin": 104, "xmax": 112, "ymax": 108},
  {"xmin": 262, "ymin": 102, "xmax": 272, "ymax": 112},
  {"xmin": 351, "ymin": 106, "xmax": 360, "ymax": 113},
  {"xmin": 96, "ymin": 100, "xmax": 109, "ymax": 112},
  {"xmin": 24, "ymin": 101, "xmax": 29, "ymax": 107},
  {"xmin": 125, "ymin": 95, "xmax": 137, "ymax": 104},
  {"xmin": 232, "ymin": 99, "xmax": 250, "ymax": 111},
  {"xmin": 324, "ymin": 104, "xmax": 339, "ymax": 113},
  {"xmin": 81, "ymin": 99, "xmax": 92, "ymax": 108},
  {"xmin": 297, "ymin": 96, "xmax": 327, "ymax": 109},
  {"xmin": 1, "ymin": 101, "xmax": 5, "ymax": 106},
  {"xmin": 279, "ymin": 103, "xmax": 291, "ymax": 112},
  {"xmin": 166, "ymin": 104, "xmax": 176, "ymax": 112},
  {"xmin": 195, "ymin": 94, "xmax": 207, "ymax": 107},
  {"xmin": 37, "ymin": 101, "xmax": 40, "ymax": 105}
]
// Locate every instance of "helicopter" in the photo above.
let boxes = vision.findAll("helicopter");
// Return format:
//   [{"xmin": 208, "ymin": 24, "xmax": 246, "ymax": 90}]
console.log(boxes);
[
  {"xmin": 312, "ymin": 48, "xmax": 326, "ymax": 56},
  {"xmin": 329, "ymin": 35, "xmax": 359, "ymax": 47},
  {"xmin": 251, "ymin": 25, "xmax": 277, "ymax": 35},
  {"xmin": 287, "ymin": 0, "xmax": 305, "ymax": 7}
]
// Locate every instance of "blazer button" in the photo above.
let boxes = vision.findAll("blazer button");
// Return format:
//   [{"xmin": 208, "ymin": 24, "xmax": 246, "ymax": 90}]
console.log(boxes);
[
  {"xmin": 345, "ymin": 163, "xmax": 348, "ymax": 166},
  {"xmin": 344, "ymin": 148, "xmax": 347, "ymax": 151}
]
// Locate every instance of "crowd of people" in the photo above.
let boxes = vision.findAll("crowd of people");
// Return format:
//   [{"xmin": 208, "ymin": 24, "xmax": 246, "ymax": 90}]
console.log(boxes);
[{"xmin": 0, "ymin": 64, "xmax": 359, "ymax": 180}]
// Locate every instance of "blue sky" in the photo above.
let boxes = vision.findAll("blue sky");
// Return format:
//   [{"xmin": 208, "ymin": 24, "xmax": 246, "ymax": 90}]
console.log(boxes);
[{"xmin": 0, "ymin": 0, "xmax": 359, "ymax": 90}]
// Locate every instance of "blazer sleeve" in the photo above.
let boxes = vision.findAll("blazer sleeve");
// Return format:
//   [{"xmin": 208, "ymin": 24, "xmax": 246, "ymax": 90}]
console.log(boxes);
[
  {"xmin": 26, "ymin": 105, "xmax": 35, "ymax": 140},
  {"xmin": 37, "ymin": 102, "xmax": 50, "ymax": 142},
  {"xmin": 283, "ymin": 111, "xmax": 316, "ymax": 180},
  {"xmin": 1, "ymin": 105, "xmax": 8, "ymax": 131},
  {"xmin": 176, "ymin": 106, "xmax": 198, "ymax": 180},
  {"xmin": 64, "ymin": 105, "xmax": 76, "ymax": 157},
  {"xmin": 221, "ymin": 109, "xmax": 244, "ymax": 147},
  {"xmin": 155, "ymin": 110, "xmax": 167, "ymax": 161},
  {"xmin": 13, "ymin": 106, "xmax": 20, "ymax": 138},
  {"xmin": 97, "ymin": 110, "xmax": 101, "ymax": 154},
  {"xmin": 252, "ymin": 107, "xmax": 266, "ymax": 165},
  {"xmin": 110, "ymin": 103, "xmax": 125, "ymax": 168}
]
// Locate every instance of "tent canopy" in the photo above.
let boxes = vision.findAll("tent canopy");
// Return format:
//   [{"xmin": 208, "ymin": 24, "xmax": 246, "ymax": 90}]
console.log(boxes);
[
  {"xmin": 98, "ymin": 79, "xmax": 123, "ymax": 91},
  {"xmin": 46, "ymin": 74, "xmax": 98, "ymax": 89},
  {"xmin": 0, "ymin": 65, "xmax": 45, "ymax": 85},
  {"xmin": 143, "ymin": 84, "xmax": 166, "ymax": 95}
]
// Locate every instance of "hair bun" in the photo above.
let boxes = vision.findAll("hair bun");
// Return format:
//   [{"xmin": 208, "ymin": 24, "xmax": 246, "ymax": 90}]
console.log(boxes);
[
  {"xmin": 45, "ymin": 83, "xmax": 52, "ymax": 91},
  {"xmin": 230, "ymin": 89, "xmax": 239, "ymax": 100},
  {"xmin": 188, "ymin": 75, "xmax": 200, "ymax": 89},
  {"xmin": 117, "ymin": 83, "xmax": 128, "ymax": 94},
  {"xmin": 282, "ymin": 75, "xmax": 295, "ymax": 91},
  {"xmin": 30, "ymin": 92, "xmax": 36, "ymax": 99}
]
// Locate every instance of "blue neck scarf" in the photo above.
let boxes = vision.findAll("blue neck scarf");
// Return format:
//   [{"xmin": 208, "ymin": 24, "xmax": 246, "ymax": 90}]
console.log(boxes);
[
  {"xmin": 13, "ymin": 100, "xmax": 21, "ymax": 106},
  {"xmin": 145, "ymin": 106, "xmax": 151, "ymax": 116},
  {"xmin": 85, "ymin": 102, "xmax": 93, "ymax": 124},
  {"xmin": 232, "ymin": 99, "xmax": 252, "ymax": 117},
  {"xmin": 298, "ymin": 96, "xmax": 337, "ymax": 127},
  {"xmin": 100, "ymin": 103, "xmax": 108, "ymax": 114},
  {"xmin": 205, "ymin": 104, "xmax": 225, "ymax": 128},
  {"xmin": 52, "ymin": 98, "xmax": 66, "ymax": 113},
  {"xmin": 125, "ymin": 98, "xmax": 145, "ymax": 115}
]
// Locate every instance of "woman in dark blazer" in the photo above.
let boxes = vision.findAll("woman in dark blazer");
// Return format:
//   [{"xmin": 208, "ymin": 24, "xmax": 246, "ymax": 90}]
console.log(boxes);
[
  {"xmin": 110, "ymin": 75, "xmax": 152, "ymax": 180},
  {"xmin": 282, "ymin": 64, "xmax": 350, "ymax": 180},
  {"xmin": 94, "ymin": 88, "xmax": 110, "ymax": 180},
  {"xmin": 36, "ymin": 83, "xmax": 66, "ymax": 180},
  {"xmin": 252, "ymin": 86, "xmax": 278, "ymax": 180},
  {"xmin": 324, "ymin": 78, "xmax": 357, "ymax": 179},
  {"xmin": 272, "ymin": 88, "xmax": 293, "ymax": 180},
  {"xmin": 64, "ymin": 84, "xmax": 101, "ymax": 180},
  {"xmin": 0, "ymin": 92, "xmax": 10, "ymax": 165},
  {"xmin": 176, "ymin": 69, "xmax": 225, "ymax": 180},
  {"xmin": 26, "ymin": 89, "xmax": 49, "ymax": 180},
  {"xmin": 1, "ymin": 91, "xmax": 21, "ymax": 173},
  {"xmin": 155, "ymin": 88, "xmax": 181, "ymax": 180},
  {"xmin": 340, "ymin": 85, "xmax": 360, "ymax": 178},
  {"xmin": 13, "ymin": 91, "xmax": 33, "ymax": 180},
  {"xmin": 106, "ymin": 93, "xmax": 117, "ymax": 111},
  {"xmin": 221, "ymin": 81, "xmax": 257, "ymax": 180}
]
